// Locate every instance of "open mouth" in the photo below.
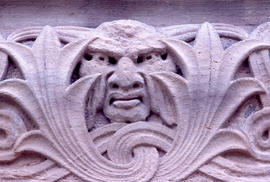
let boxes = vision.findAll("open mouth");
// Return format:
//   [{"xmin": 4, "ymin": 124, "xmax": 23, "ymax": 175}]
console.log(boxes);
[{"xmin": 109, "ymin": 96, "xmax": 143, "ymax": 109}]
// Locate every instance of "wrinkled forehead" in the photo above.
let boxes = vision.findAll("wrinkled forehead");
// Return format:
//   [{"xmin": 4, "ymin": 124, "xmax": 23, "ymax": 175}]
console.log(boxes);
[{"xmin": 88, "ymin": 20, "xmax": 166, "ymax": 56}]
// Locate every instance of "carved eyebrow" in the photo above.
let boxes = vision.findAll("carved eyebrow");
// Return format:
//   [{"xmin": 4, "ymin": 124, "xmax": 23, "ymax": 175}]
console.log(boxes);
[
  {"xmin": 126, "ymin": 48, "xmax": 166, "ymax": 57},
  {"xmin": 85, "ymin": 47, "xmax": 122, "ymax": 58},
  {"xmin": 85, "ymin": 46, "xmax": 166, "ymax": 59}
]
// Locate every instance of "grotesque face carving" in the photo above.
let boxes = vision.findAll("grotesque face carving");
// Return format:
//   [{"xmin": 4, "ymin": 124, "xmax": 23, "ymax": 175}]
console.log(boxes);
[
  {"xmin": 79, "ymin": 20, "xmax": 177, "ymax": 124},
  {"xmin": 103, "ymin": 57, "xmax": 151, "ymax": 123}
]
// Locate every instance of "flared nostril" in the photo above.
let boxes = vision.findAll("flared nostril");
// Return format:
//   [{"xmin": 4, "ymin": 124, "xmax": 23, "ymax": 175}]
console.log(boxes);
[
  {"xmin": 109, "ymin": 81, "xmax": 144, "ymax": 91},
  {"xmin": 133, "ymin": 83, "xmax": 139, "ymax": 88},
  {"xmin": 110, "ymin": 82, "xmax": 119, "ymax": 89},
  {"xmin": 113, "ymin": 83, "xmax": 119, "ymax": 89},
  {"xmin": 133, "ymin": 82, "xmax": 143, "ymax": 89}
]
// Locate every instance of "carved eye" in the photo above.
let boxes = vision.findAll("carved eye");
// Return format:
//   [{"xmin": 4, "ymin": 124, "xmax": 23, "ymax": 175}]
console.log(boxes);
[
  {"xmin": 161, "ymin": 53, "xmax": 168, "ymax": 61},
  {"xmin": 146, "ymin": 55, "xmax": 152, "ymax": 60},
  {"xmin": 108, "ymin": 57, "xmax": 117, "ymax": 65},
  {"xmin": 136, "ymin": 56, "xmax": 144, "ymax": 64},
  {"xmin": 99, "ymin": 56, "xmax": 105, "ymax": 61},
  {"xmin": 84, "ymin": 53, "xmax": 93, "ymax": 61}
]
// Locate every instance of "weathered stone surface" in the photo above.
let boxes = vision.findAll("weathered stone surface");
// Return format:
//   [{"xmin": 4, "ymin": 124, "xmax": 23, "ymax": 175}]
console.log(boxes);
[
  {"xmin": 1, "ymin": 0, "xmax": 270, "ymax": 37},
  {"xmin": 1, "ymin": 19, "xmax": 270, "ymax": 181}
]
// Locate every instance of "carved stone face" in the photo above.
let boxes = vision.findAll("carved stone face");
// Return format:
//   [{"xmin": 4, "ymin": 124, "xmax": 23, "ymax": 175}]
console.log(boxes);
[{"xmin": 79, "ymin": 20, "xmax": 176, "ymax": 123}]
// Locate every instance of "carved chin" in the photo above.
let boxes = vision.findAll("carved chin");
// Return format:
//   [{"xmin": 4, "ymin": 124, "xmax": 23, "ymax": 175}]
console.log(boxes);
[{"xmin": 103, "ymin": 104, "xmax": 150, "ymax": 123}]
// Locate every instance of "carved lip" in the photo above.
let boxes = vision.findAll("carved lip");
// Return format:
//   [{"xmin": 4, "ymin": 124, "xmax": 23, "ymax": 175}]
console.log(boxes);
[{"xmin": 109, "ymin": 92, "xmax": 143, "ymax": 109}]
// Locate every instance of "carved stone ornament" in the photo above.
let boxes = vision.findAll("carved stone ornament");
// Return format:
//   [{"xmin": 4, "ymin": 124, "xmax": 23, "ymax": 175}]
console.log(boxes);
[{"xmin": 2, "ymin": 20, "xmax": 270, "ymax": 182}]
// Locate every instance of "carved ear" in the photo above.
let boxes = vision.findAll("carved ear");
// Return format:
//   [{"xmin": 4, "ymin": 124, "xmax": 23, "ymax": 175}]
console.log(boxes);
[{"xmin": 145, "ymin": 72, "xmax": 189, "ymax": 126}]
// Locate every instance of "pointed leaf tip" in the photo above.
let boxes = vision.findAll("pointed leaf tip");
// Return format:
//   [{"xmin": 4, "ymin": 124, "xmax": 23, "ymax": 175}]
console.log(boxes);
[
  {"xmin": 250, "ymin": 22, "xmax": 270, "ymax": 41},
  {"xmin": 34, "ymin": 25, "xmax": 60, "ymax": 46},
  {"xmin": 32, "ymin": 25, "xmax": 61, "ymax": 70},
  {"xmin": 202, "ymin": 22, "xmax": 211, "ymax": 26},
  {"xmin": 194, "ymin": 22, "xmax": 223, "ymax": 82},
  {"xmin": 195, "ymin": 22, "xmax": 223, "ymax": 54}
]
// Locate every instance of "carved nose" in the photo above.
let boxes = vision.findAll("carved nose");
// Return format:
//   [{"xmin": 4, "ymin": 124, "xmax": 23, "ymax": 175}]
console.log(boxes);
[
  {"xmin": 107, "ymin": 57, "xmax": 144, "ymax": 91},
  {"xmin": 109, "ymin": 78, "xmax": 144, "ymax": 91}
]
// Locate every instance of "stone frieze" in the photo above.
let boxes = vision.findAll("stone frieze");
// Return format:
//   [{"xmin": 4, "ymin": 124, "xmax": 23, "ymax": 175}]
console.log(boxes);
[{"xmin": 0, "ymin": 20, "xmax": 270, "ymax": 181}]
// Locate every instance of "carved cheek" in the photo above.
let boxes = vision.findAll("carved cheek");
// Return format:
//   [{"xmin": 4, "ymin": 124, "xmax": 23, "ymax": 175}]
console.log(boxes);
[
  {"xmin": 80, "ymin": 60, "xmax": 115, "ymax": 76},
  {"xmin": 138, "ymin": 56, "xmax": 176, "ymax": 74}
]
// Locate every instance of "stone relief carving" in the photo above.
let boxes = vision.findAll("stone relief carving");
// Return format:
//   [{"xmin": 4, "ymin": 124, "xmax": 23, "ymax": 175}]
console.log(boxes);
[{"xmin": 1, "ymin": 20, "xmax": 270, "ymax": 181}]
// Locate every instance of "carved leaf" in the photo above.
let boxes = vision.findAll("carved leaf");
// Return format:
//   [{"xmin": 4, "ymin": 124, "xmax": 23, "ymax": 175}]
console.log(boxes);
[
  {"xmin": 0, "ymin": 79, "xmax": 47, "ymax": 161},
  {"xmin": 0, "ymin": 34, "xmax": 8, "ymax": 80},
  {"xmin": 146, "ymin": 72, "xmax": 189, "ymax": 126},
  {"xmin": 14, "ymin": 131, "xmax": 66, "ymax": 169},
  {"xmin": 216, "ymin": 78, "xmax": 266, "ymax": 129},
  {"xmin": 249, "ymin": 22, "xmax": 270, "ymax": 106},
  {"xmin": 0, "ymin": 42, "xmax": 36, "ymax": 81},
  {"xmin": 159, "ymin": 23, "xmax": 248, "ymax": 41},
  {"xmin": 200, "ymin": 155, "xmax": 270, "ymax": 182},
  {"xmin": 194, "ymin": 22, "xmax": 224, "ymax": 68},
  {"xmin": 32, "ymin": 26, "xmax": 60, "ymax": 72},
  {"xmin": 58, "ymin": 37, "xmax": 97, "ymax": 85},
  {"xmin": 182, "ymin": 78, "xmax": 266, "ymax": 179},
  {"xmin": 219, "ymin": 40, "xmax": 270, "ymax": 84},
  {"xmin": 162, "ymin": 39, "xmax": 197, "ymax": 80},
  {"xmin": 64, "ymin": 74, "xmax": 101, "ymax": 136},
  {"xmin": 0, "ymin": 79, "xmax": 45, "ymax": 129},
  {"xmin": 7, "ymin": 26, "xmax": 93, "ymax": 43},
  {"xmin": 1, "ymin": 20, "xmax": 270, "ymax": 182},
  {"xmin": 64, "ymin": 75, "xmax": 162, "ymax": 181},
  {"xmin": 152, "ymin": 23, "xmax": 269, "ymax": 182}
]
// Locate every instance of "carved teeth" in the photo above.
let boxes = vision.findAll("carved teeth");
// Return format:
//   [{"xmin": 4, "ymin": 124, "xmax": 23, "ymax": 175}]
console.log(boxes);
[{"xmin": 109, "ymin": 94, "xmax": 143, "ymax": 104}]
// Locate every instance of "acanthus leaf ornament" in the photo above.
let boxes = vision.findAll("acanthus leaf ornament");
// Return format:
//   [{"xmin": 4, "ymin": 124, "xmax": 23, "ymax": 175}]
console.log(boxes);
[{"xmin": 1, "ymin": 20, "xmax": 270, "ymax": 182}]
